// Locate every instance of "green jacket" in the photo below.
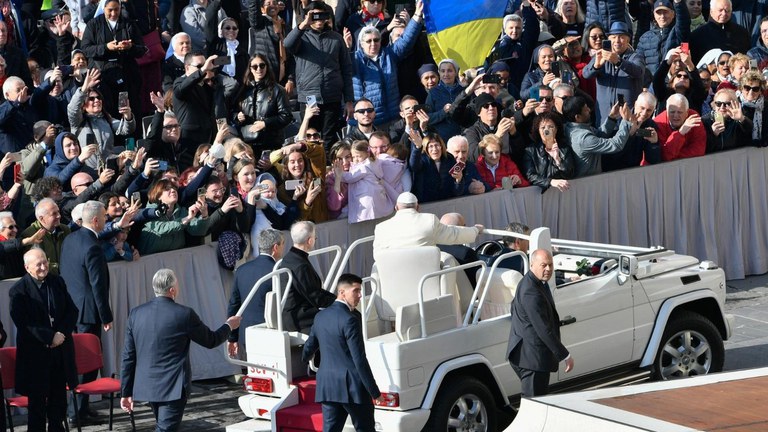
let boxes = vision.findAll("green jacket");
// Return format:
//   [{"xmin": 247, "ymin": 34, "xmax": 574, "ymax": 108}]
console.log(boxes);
[
  {"xmin": 20, "ymin": 221, "xmax": 71, "ymax": 275},
  {"xmin": 137, "ymin": 203, "xmax": 210, "ymax": 255}
]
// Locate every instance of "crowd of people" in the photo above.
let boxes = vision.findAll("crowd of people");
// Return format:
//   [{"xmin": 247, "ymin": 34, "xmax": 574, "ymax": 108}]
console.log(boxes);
[{"xmin": 1, "ymin": 0, "xmax": 767, "ymax": 428}]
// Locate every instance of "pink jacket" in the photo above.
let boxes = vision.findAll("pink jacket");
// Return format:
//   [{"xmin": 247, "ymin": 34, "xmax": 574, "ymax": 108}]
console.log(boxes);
[
  {"xmin": 377, "ymin": 153, "xmax": 406, "ymax": 199},
  {"xmin": 341, "ymin": 159, "xmax": 396, "ymax": 223},
  {"xmin": 325, "ymin": 171, "xmax": 349, "ymax": 219}
]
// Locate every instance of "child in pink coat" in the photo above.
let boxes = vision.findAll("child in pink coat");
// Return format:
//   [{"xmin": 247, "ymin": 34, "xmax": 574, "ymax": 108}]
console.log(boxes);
[{"xmin": 333, "ymin": 140, "xmax": 397, "ymax": 223}]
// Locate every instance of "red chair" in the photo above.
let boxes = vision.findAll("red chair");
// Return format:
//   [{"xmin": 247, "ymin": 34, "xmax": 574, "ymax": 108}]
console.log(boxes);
[
  {"xmin": 0, "ymin": 347, "xmax": 29, "ymax": 432},
  {"xmin": 71, "ymin": 333, "xmax": 122, "ymax": 432}
]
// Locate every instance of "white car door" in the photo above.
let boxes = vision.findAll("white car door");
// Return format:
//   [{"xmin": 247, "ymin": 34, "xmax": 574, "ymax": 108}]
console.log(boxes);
[{"xmin": 551, "ymin": 270, "xmax": 635, "ymax": 381}]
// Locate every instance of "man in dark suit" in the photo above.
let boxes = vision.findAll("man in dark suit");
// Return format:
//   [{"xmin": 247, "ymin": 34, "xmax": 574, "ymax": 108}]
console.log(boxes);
[
  {"xmin": 120, "ymin": 268, "xmax": 241, "ymax": 431},
  {"xmin": 506, "ymin": 249, "xmax": 575, "ymax": 397},
  {"xmin": 279, "ymin": 221, "xmax": 336, "ymax": 333},
  {"xmin": 60, "ymin": 200, "xmax": 113, "ymax": 423},
  {"xmin": 227, "ymin": 228, "xmax": 285, "ymax": 358},
  {"xmin": 302, "ymin": 273, "xmax": 383, "ymax": 432},
  {"xmin": 9, "ymin": 249, "xmax": 79, "ymax": 432}
]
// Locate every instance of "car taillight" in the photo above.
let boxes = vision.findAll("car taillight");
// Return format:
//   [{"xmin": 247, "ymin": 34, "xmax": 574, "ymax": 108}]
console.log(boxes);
[
  {"xmin": 374, "ymin": 392, "xmax": 399, "ymax": 407},
  {"xmin": 243, "ymin": 376, "xmax": 273, "ymax": 393}
]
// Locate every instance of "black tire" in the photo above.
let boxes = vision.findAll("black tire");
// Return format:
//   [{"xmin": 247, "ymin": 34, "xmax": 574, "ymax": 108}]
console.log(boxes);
[
  {"xmin": 652, "ymin": 311, "xmax": 724, "ymax": 381},
  {"xmin": 423, "ymin": 376, "xmax": 498, "ymax": 432}
]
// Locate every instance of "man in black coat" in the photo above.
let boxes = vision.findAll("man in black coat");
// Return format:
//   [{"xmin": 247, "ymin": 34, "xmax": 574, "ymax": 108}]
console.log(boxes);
[
  {"xmin": 690, "ymin": 0, "xmax": 751, "ymax": 64},
  {"xmin": 302, "ymin": 273, "xmax": 383, "ymax": 431},
  {"xmin": 227, "ymin": 228, "xmax": 285, "ymax": 357},
  {"xmin": 506, "ymin": 249, "xmax": 574, "ymax": 397},
  {"xmin": 120, "ymin": 268, "xmax": 241, "ymax": 431},
  {"xmin": 9, "ymin": 248, "xmax": 79, "ymax": 432},
  {"xmin": 278, "ymin": 221, "xmax": 336, "ymax": 333},
  {"xmin": 60, "ymin": 200, "xmax": 113, "ymax": 423}
]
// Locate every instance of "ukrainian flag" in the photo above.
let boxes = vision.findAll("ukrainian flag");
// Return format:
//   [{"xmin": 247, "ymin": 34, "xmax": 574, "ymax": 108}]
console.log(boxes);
[{"xmin": 424, "ymin": 0, "xmax": 507, "ymax": 71}]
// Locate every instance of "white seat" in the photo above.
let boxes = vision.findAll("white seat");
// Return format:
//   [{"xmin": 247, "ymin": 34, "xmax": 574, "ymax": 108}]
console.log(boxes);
[
  {"xmin": 439, "ymin": 253, "xmax": 474, "ymax": 322},
  {"xmin": 396, "ymin": 294, "xmax": 458, "ymax": 341},
  {"xmin": 479, "ymin": 269, "xmax": 523, "ymax": 320}
]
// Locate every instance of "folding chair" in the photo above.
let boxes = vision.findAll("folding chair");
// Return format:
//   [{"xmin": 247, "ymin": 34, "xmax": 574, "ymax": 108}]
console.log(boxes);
[
  {"xmin": 0, "ymin": 347, "xmax": 28, "ymax": 432},
  {"xmin": 71, "ymin": 333, "xmax": 122, "ymax": 432}
]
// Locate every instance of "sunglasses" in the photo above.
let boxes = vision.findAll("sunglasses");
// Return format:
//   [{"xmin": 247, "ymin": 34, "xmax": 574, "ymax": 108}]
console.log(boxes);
[
  {"xmin": 367, "ymin": 0, "xmax": 384, "ymax": 3},
  {"xmin": 363, "ymin": 38, "xmax": 381, "ymax": 44},
  {"xmin": 540, "ymin": 96, "xmax": 554, "ymax": 102},
  {"xmin": 4, "ymin": 224, "xmax": 18, "ymax": 229},
  {"xmin": 713, "ymin": 101, "xmax": 730, "ymax": 107},
  {"xmin": 675, "ymin": 73, "xmax": 689, "ymax": 79},
  {"xmin": 589, "ymin": 34, "xmax": 605, "ymax": 40},
  {"xmin": 743, "ymin": 84, "xmax": 762, "ymax": 93},
  {"xmin": 87, "ymin": 95, "xmax": 102, "ymax": 101},
  {"xmin": 223, "ymin": 26, "xmax": 238, "ymax": 30},
  {"xmin": 355, "ymin": 108, "xmax": 375, "ymax": 114},
  {"xmin": 718, "ymin": 61, "xmax": 729, "ymax": 66},
  {"xmin": 306, "ymin": 132, "xmax": 321, "ymax": 139},
  {"xmin": 481, "ymin": 103, "xmax": 496, "ymax": 109},
  {"xmin": 250, "ymin": 63, "xmax": 267, "ymax": 70}
]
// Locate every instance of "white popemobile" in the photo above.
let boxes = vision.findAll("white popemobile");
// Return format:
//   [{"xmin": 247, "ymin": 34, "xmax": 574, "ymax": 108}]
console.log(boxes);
[{"xmin": 225, "ymin": 227, "xmax": 732, "ymax": 432}]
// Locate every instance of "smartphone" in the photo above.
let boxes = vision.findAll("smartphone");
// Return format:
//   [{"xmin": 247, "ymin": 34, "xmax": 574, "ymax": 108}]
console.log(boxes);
[
  {"xmin": 197, "ymin": 187, "xmax": 207, "ymax": 199},
  {"xmin": 449, "ymin": 161, "xmax": 465, "ymax": 176},
  {"xmin": 636, "ymin": 128, "xmax": 653, "ymax": 137},
  {"xmin": 617, "ymin": 94, "xmax": 625, "ymax": 106},
  {"xmin": 261, "ymin": 150, "xmax": 271, "ymax": 161},
  {"xmin": 529, "ymin": 86, "xmax": 540, "ymax": 102},
  {"xmin": 131, "ymin": 191, "xmax": 141, "ymax": 203},
  {"xmin": 126, "ymin": 137, "xmax": 135, "ymax": 151},
  {"xmin": 482, "ymin": 74, "xmax": 502, "ymax": 84},
  {"xmin": 550, "ymin": 62, "xmax": 560, "ymax": 77},
  {"xmin": 285, "ymin": 179, "xmax": 302, "ymax": 190},
  {"xmin": 256, "ymin": 183, "xmax": 270, "ymax": 191},
  {"xmin": 395, "ymin": 3, "xmax": 414, "ymax": 15},
  {"xmin": 86, "ymin": 132, "xmax": 97, "ymax": 146},
  {"xmin": 306, "ymin": 95, "xmax": 317, "ymax": 107},
  {"xmin": 680, "ymin": 42, "xmax": 689, "ymax": 54},
  {"xmin": 158, "ymin": 160, "xmax": 169, "ymax": 171},
  {"xmin": 59, "ymin": 64, "xmax": 74, "ymax": 76},
  {"xmin": 215, "ymin": 118, "xmax": 227, "ymax": 128},
  {"xmin": 311, "ymin": 11, "xmax": 331, "ymax": 21},
  {"xmin": 312, "ymin": 177, "xmax": 321, "ymax": 188},
  {"xmin": 213, "ymin": 55, "xmax": 232, "ymax": 66},
  {"xmin": 562, "ymin": 71, "xmax": 573, "ymax": 83},
  {"xmin": 750, "ymin": 59, "xmax": 759, "ymax": 70},
  {"xmin": 118, "ymin": 91, "xmax": 129, "ymax": 109},
  {"xmin": 13, "ymin": 163, "xmax": 21, "ymax": 181},
  {"xmin": 105, "ymin": 157, "xmax": 119, "ymax": 172},
  {"xmin": 714, "ymin": 112, "xmax": 725, "ymax": 124},
  {"xmin": 601, "ymin": 39, "xmax": 612, "ymax": 51},
  {"xmin": 412, "ymin": 104, "xmax": 428, "ymax": 113},
  {"xmin": 501, "ymin": 176, "xmax": 515, "ymax": 190}
]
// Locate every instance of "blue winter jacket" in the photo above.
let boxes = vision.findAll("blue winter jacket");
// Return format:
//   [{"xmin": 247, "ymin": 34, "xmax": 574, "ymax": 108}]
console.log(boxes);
[
  {"xmin": 582, "ymin": 47, "xmax": 645, "ymax": 124},
  {"xmin": 352, "ymin": 18, "xmax": 421, "ymax": 125},
  {"xmin": 43, "ymin": 132, "xmax": 98, "ymax": 191},
  {"xmin": 426, "ymin": 81, "xmax": 465, "ymax": 141},
  {"xmin": 635, "ymin": 0, "xmax": 689, "ymax": 78},
  {"xmin": 585, "ymin": 0, "xmax": 631, "ymax": 38}
]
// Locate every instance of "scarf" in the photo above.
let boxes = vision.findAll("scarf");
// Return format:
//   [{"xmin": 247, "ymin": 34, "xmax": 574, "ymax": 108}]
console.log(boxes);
[
  {"xmin": 223, "ymin": 40, "xmax": 238, "ymax": 77},
  {"xmin": 739, "ymin": 92, "xmax": 764, "ymax": 141},
  {"xmin": 362, "ymin": 8, "xmax": 384, "ymax": 23}
]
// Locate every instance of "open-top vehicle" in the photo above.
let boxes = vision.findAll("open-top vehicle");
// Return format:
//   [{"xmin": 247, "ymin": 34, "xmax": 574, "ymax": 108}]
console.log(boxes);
[{"xmin": 226, "ymin": 227, "xmax": 732, "ymax": 432}]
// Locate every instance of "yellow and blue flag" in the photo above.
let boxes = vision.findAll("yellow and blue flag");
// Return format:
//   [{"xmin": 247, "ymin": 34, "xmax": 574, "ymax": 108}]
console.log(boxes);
[{"xmin": 423, "ymin": 0, "xmax": 507, "ymax": 71}]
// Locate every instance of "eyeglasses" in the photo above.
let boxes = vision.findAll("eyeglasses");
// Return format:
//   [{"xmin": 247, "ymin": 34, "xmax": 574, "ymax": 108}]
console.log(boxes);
[
  {"xmin": 540, "ymin": 96, "xmax": 554, "ymax": 102},
  {"xmin": 743, "ymin": 84, "xmax": 762, "ymax": 93},
  {"xmin": 250, "ymin": 63, "xmax": 267, "ymax": 70},
  {"xmin": 75, "ymin": 181, "xmax": 93, "ymax": 189},
  {"xmin": 223, "ymin": 26, "xmax": 238, "ymax": 30},
  {"xmin": 3, "ymin": 224, "xmax": 18, "ymax": 230},
  {"xmin": 306, "ymin": 132, "xmax": 322, "ymax": 139},
  {"xmin": 163, "ymin": 124, "xmax": 180, "ymax": 130},
  {"xmin": 363, "ymin": 38, "xmax": 381, "ymax": 44},
  {"xmin": 589, "ymin": 34, "xmax": 605, "ymax": 40},
  {"xmin": 87, "ymin": 95, "xmax": 102, "ymax": 101},
  {"xmin": 209, "ymin": 187, "xmax": 226, "ymax": 194},
  {"xmin": 355, "ymin": 108, "xmax": 375, "ymax": 114},
  {"xmin": 367, "ymin": 0, "xmax": 384, "ymax": 3},
  {"xmin": 675, "ymin": 73, "xmax": 690, "ymax": 79},
  {"xmin": 713, "ymin": 101, "xmax": 730, "ymax": 107},
  {"xmin": 718, "ymin": 61, "xmax": 729, "ymax": 66}
]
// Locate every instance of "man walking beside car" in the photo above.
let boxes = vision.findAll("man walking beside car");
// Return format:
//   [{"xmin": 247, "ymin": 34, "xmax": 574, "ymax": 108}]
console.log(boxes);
[{"xmin": 507, "ymin": 249, "xmax": 574, "ymax": 397}]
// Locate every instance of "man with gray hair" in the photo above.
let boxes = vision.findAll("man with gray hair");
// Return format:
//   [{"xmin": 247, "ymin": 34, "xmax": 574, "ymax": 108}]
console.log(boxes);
[
  {"xmin": 60, "ymin": 200, "xmax": 112, "ymax": 424},
  {"xmin": 1, "ymin": 75, "xmax": 39, "ymax": 189},
  {"xmin": 0, "ymin": 211, "xmax": 45, "ymax": 279},
  {"xmin": 120, "ymin": 268, "xmax": 241, "ymax": 431},
  {"xmin": 20, "ymin": 198, "xmax": 70, "ymax": 275},
  {"xmin": 278, "ymin": 221, "xmax": 336, "ymax": 333},
  {"xmin": 446, "ymin": 135, "xmax": 490, "ymax": 196},
  {"xmin": 654, "ymin": 93, "xmax": 706, "ymax": 161},
  {"xmin": 227, "ymin": 228, "xmax": 286, "ymax": 356},
  {"xmin": 603, "ymin": 91, "xmax": 662, "ymax": 171}
]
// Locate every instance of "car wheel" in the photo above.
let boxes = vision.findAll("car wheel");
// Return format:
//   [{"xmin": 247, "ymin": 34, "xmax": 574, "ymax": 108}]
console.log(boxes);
[
  {"xmin": 653, "ymin": 311, "xmax": 724, "ymax": 380},
  {"xmin": 423, "ymin": 377, "xmax": 497, "ymax": 432}
]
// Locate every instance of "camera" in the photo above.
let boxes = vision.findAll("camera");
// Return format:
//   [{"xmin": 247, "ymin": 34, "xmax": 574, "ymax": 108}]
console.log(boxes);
[
  {"xmin": 154, "ymin": 203, "xmax": 169, "ymax": 217},
  {"xmin": 53, "ymin": 124, "xmax": 65, "ymax": 134}
]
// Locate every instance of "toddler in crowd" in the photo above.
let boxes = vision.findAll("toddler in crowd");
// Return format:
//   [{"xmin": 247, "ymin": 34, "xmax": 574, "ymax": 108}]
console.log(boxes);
[{"xmin": 334, "ymin": 141, "xmax": 397, "ymax": 223}]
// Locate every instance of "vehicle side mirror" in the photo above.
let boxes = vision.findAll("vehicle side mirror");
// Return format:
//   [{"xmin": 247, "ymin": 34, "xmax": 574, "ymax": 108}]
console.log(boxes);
[{"xmin": 618, "ymin": 255, "xmax": 637, "ymax": 285}]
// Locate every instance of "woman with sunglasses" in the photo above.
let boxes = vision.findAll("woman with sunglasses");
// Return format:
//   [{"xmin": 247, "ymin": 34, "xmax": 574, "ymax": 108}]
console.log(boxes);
[
  {"xmin": 737, "ymin": 71, "xmax": 768, "ymax": 147},
  {"xmin": 344, "ymin": 0, "xmax": 394, "ymax": 51},
  {"xmin": 652, "ymin": 46, "xmax": 706, "ymax": 114},
  {"xmin": 235, "ymin": 54, "xmax": 292, "ymax": 150},
  {"xmin": 582, "ymin": 22, "xmax": 607, "ymax": 57},
  {"xmin": 206, "ymin": 14, "xmax": 249, "ymax": 80},
  {"xmin": 350, "ymin": 1, "xmax": 424, "ymax": 126},
  {"xmin": 703, "ymin": 88, "xmax": 753, "ymax": 154}
]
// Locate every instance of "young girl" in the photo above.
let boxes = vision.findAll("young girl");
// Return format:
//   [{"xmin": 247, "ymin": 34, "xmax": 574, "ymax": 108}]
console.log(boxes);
[
  {"xmin": 378, "ymin": 141, "xmax": 408, "ymax": 195},
  {"xmin": 333, "ymin": 141, "xmax": 397, "ymax": 223}
]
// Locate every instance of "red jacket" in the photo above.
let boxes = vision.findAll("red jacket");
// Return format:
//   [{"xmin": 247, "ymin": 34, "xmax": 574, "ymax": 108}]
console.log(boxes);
[
  {"xmin": 654, "ymin": 109, "xmax": 707, "ymax": 161},
  {"xmin": 475, "ymin": 155, "xmax": 530, "ymax": 189}
]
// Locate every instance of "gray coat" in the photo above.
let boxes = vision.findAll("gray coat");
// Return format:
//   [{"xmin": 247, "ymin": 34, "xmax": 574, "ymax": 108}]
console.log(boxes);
[
  {"xmin": 582, "ymin": 47, "xmax": 645, "ymax": 124},
  {"xmin": 565, "ymin": 117, "xmax": 631, "ymax": 177},
  {"xmin": 284, "ymin": 25, "xmax": 354, "ymax": 105}
]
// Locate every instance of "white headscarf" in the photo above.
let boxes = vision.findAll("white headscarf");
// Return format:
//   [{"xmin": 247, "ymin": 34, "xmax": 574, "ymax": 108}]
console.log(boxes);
[{"xmin": 218, "ymin": 18, "xmax": 239, "ymax": 77}]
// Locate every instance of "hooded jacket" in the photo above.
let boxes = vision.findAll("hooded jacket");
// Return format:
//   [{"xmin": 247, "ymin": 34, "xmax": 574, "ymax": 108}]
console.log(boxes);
[{"xmin": 44, "ymin": 132, "xmax": 98, "ymax": 190}]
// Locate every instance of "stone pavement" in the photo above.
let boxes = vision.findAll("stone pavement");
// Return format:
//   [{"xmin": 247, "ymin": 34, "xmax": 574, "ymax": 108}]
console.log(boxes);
[{"xmin": 9, "ymin": 274, "xmax": 768, "ymax": 431}]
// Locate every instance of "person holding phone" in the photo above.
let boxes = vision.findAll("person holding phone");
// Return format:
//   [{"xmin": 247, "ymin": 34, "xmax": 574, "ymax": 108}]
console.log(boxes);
[
  {"xmin": 276, "ymin": 148, "xmax": 327, "ymax": 222},
  {"xmin": 736, "ymin": 71, "xmax": 768, "ymax": 147},
  {"xmin": 205, "ymin": 11, "xmax": 249, "ymax": 80},
  {"xmin": 521, "ymin": 44, "xmax": 578, "ymax": 101},
  {"xmin": 350, "ymin": 1, "xmax": 424, "ymax": 126},
  {"xmin": 602, "ymin": 92, "xmax": 662, "ymax": 171},
  {"xmin": 703, "ymin": 88, "xmax": 753, "ymax": 153},
  {"xmin": 426, "ymin": 59, "xmax": 465, "ymax": 141},
  {"xmin": 235, "ymin": 54, "xmax": 292, "ymax": 149},
  {"xmin": 523, "ymin": 112, "xmax": 576, "ymax": 191},
  {"xmin": 652, "ymin": 46, "xmax": 707, "ymax": 115},
  {"xmin": 483, "ymin": 7, "xmax": 540, "ymax": 90},
  {"xmin": 635, "ymin": 0, "xmax": 690, "ymax": 77},
  {"xmin": 583, "ymin": 21, "xmax": 646, "ymax": 124},
  {"xmin": 408, "ymin": 132, "xmax": 462, "ymax": 203},
  {"xmin": 44, "ymin": 132, "xmax": 99, "ymax": 192}
]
